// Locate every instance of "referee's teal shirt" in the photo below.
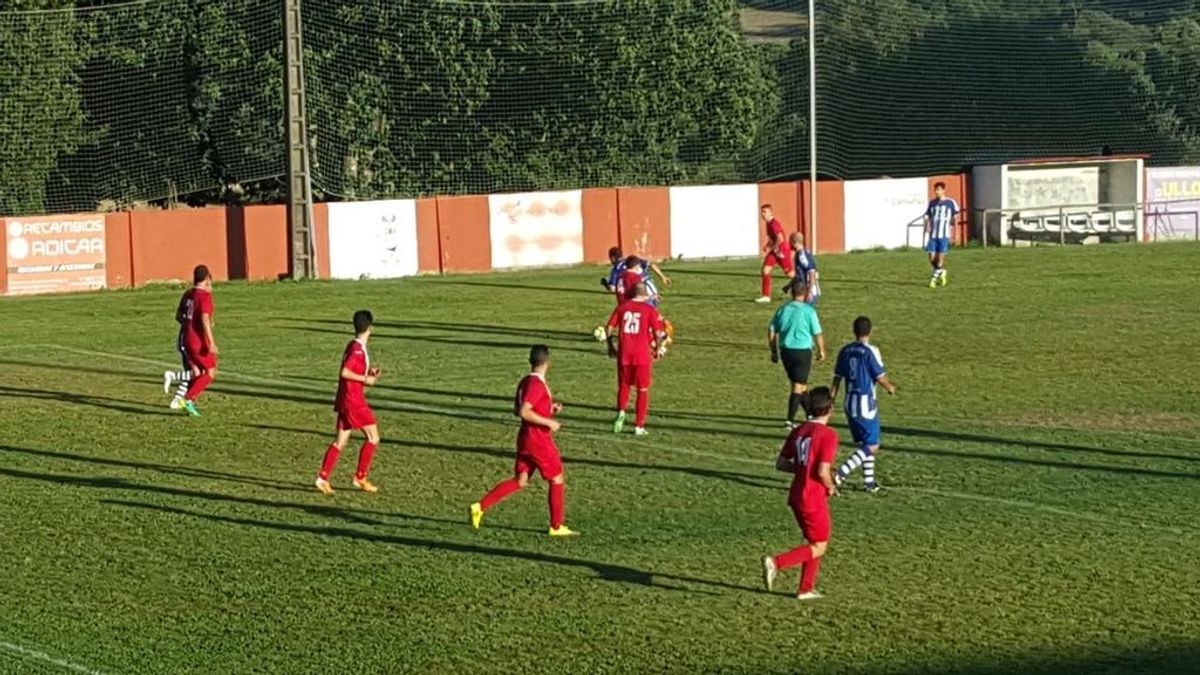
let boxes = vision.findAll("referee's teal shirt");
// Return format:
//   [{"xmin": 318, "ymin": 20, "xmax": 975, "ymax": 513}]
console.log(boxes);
[{"xmin": 769, "ymin": 300, "xmax": 822, "ymax": 350}]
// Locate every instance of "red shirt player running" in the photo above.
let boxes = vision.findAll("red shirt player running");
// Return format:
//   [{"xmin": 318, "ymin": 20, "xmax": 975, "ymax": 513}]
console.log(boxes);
[
  {"xmin": 606, "ymin": 282, "xmax": 665, "ymax": 436},
  {"xmin": 471, "ymin": 345, "xmax": 579, "ymax": 537},
  {"xmin": 168, "ymin": 264, "xmax": 218, "ymax": 416},
  {"xmin": 757, "ymin": 204, "xmax": 795, "ymax": 303},
  {"xmin": 761, "ymin": 386, "xmax": 839, "ymax": 600},
  {"xmin": 316, "ymin": 310, "xmax": 383, "ymax": 495}
]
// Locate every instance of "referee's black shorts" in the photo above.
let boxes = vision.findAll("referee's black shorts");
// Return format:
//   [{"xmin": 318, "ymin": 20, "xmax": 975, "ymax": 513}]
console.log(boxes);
[{"xmin": 780, "ymin": 347, "xmax": 813, "ymax": 385}]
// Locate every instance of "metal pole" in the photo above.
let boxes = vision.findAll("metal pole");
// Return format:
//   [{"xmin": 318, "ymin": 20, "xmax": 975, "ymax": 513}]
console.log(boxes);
[
  {"xmin": 284, "ymin": 0, "xmax": 316, "ymax": 279},
  {"xmin": 808, "ymin": 0, "xmax": 818, "ymax": 254}
]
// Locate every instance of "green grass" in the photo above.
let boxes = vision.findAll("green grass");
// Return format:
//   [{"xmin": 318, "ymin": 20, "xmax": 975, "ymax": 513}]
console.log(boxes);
[{"xmin": 1, "ymin": 244, "xmax": 1198, "ymax": 674}]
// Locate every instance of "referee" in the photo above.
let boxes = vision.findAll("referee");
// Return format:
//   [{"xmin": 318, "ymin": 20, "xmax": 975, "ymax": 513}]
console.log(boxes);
[{"xmin": 767, "ymin": 282, "xmax": 826, "ymax": 427}]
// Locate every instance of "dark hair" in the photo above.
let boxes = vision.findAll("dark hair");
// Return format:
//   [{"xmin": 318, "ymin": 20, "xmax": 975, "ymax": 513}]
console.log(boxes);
[
  {"xmin": 624, "ymin": 255, "xmax": 641, "ymax": 269},
  {"xmin": 761, "ymin": 203, "xmax": 773, "ymax": 210},
  {"xmin": 807, "ymin": 386, "xmax": 834, "ymax": 417},
  {"xmin": 529, "ymin": 344, "xmax": 551, "ymax": 367},
  {"xmin": 934, "ymin": 181, "xmax": 946, "ymax": 191},
  {"xmin": 353, "ymin": 310, "xmax": 374, "ymax": 335},
  {"xmin": 608, "ymin": 246, "xmax": 622, "ymax": 261},
  {"xmin": 192, "ymin": 264, "xmax": 211, "ymax": 284},
  {"xmin": 853, "ymin": 315, "xmax": 872, "ymax": 338}
]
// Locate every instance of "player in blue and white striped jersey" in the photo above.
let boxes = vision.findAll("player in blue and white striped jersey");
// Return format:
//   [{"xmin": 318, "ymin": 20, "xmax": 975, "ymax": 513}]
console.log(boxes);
[
  {"xmin": 787, "ymin": 232, "xmax": 820, "ymax": 305},
  {"xmin": 830, "ymin": 316, "xmax": 896, "ymax": 492},
  {"xmin": 923, "ymin": 182, "xmax": 959, "ymax": 288}
]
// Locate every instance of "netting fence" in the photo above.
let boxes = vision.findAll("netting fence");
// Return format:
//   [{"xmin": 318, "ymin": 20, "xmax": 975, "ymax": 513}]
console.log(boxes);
[{"xmin": 1, "ymin": 0, "xmax": 1198, "ymax": 216}]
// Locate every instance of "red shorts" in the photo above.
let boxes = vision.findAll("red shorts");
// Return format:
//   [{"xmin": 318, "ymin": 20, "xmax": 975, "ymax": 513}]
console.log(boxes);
[
  {"xmin": 790, "ymin": 504, "xmax": 831, "ymax": 543},
  {"xmin": 618, "ymin": 363, "xmax": 652, "ymax": 389},
  {"xmin": 184, "ymin": 346, "xmax": 217, "ymax": 371},
  {"xmin": 336, "ymin": 406, "xmax": 377, "ymax": 431},
  {"xmin": 515, "ymin": 444, "xmax": 563, "ymax": 481},
  {"xmin": 765, "ymin": 250, "xmax": 795, "ymax": 273}
]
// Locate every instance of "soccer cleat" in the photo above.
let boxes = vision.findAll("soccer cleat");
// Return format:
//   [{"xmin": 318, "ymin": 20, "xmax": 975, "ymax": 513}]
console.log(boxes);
[
  {"xmin": 352, "ymin": 478, "xmax": 378, "ymax": 493},
  {"xmin": 939, "ymin": 270, "xmax": 949, "ymax": 286},
  {"xmin": 168, "ymin": 397, "xmax": 183, "ymax": 410},
  {"xmin": 612, "ymin": 411, "xmax": 627, "ymax": 434},
  {"xmin": 786, "ymin": 421, "xmax": 797, "ymax": 430},
  {"xmin": 470, "ymin": 502, "xmax": 484, "ymax": 530},
  {"xmin": 796, "ymin": 590, "xmax": 824, "ymax": 601},
  {"xmin": 834, "ymin": 473, "xmax": 845, "ymax": 488},
  {"xmin": 182, "ymin": 400, "xmax": 200, "ymax": 417},
  {"xmin": 633, "ymin": 427, "xmax": 648, "ymax": 436},
  {"xmin": 928, "ymin": 277, "xmax": 938, "ymax": 289},
  {"xmin": 315, "ymin": 478, "xmax": 334, "ymax": 496},
  {"xmin": 754, "ymin": 296, "xmax": 771, "ymax": 303},
  {"xmin": 162, "ymin": 370, "xmax": 175, "ymax": 394},
  {"xmin": 864, "ymin": 482, "xmax": 881, "ymax": 494},
  {"xmin": 548, "ymin": 525, "xmax": 581, "ymax": 537},
  {"xmin": 762, "ymin": 556, "xmax": 778, "ymax": 592}
]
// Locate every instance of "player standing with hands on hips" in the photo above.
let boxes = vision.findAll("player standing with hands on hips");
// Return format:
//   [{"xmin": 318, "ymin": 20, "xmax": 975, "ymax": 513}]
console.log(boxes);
[
  {"xmin": 768, "ymin": 282, "xmax": 826, "ymax": 428},
  {"xmin": 924, "ymin": 181, "xmax": 959, "ymax": 288},
  {"xmin": 316, "ymin": 310, "xmax": 383, "ymax": 495}
]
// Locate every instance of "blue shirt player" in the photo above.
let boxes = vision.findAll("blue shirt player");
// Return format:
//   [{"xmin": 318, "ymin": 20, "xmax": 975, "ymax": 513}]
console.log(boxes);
[
  {"xmin": 787, "ymin": 231, "xmax": 820, "ymax": 305},
  {"xmin": 924, "ymin": 181, "xmax": 958, "ymax": 288},
  {"xmin": 830, "ymin": 316, "xmax": 896, "ymax": 493}
]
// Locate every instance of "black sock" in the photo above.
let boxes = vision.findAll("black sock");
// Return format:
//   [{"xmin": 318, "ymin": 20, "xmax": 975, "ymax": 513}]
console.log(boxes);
[{"xmin": 788, "ymin": 392, "xmax": 807, "ymax": 422}]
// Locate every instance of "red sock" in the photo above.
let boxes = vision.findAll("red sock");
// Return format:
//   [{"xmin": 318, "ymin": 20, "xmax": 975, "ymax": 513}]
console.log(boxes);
[
  {"xmin": 774, "ymin": 544, "xmax": 814, "ymax": 571},
  {"xmin": 480, "ymin": 478, "xmax": 522, "ymax": 510},
  {"xmin": 185, "ymin": 372, "xmax": 213, "ymax": 401},
  {"xmin": 617, "ymin": 383, "xmax": 631, "ymax": 412},
  {"xmin": 548, "ymin": 481, "xmax": 565, "ymax": 529},
  {"xmin": 354, "ymin": 441, "xmax": 377, "ymax": 481},
  {"xmin": 318, "ymin": 444, "xmax": 340, "ymax": 480},
  {"xmin": 635, "ymin": 389, "xmax": 649, "ymax": 427},
  {"xmin": 761, "ymin": 274, "xmax": 771, "ymax": 297},
  {"xmin": 799, "ymin": 557, "xmax": 823, "ymax": 593}
]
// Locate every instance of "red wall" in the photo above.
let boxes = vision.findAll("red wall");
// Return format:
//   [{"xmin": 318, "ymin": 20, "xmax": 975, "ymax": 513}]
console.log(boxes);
[
  {"xmin": 582, "ymin": 188, "xmax": 619, "ymax": 263},
  {"xmin": 436, "ymin": 195, "xmax": 492, "ymax": 272},
  {"xmin": 130, "ymin": 208, "xmax": 229, "ymax": 285},
  {"xmin": 616, "ymin": 188, "xmax": 671, "ymax": 261}
]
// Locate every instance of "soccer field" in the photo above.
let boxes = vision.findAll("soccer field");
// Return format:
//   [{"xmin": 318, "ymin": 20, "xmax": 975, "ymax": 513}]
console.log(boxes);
[{"xmin": 0, "ymin": 244, "xmax": 1198, "ymax": 674}]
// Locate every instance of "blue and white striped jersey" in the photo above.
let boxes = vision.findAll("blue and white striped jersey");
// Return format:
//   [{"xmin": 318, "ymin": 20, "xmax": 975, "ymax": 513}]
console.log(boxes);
[{"xmin": 926, "ymin": 198, "xmax": 959, "ymax": 240}]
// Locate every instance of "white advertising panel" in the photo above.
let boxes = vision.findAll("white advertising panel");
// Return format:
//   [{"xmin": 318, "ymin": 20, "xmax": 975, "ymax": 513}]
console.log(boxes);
[
  {"xmin": 843, "ymin": 178, "xmax": 928, "ymax": 250},
  {"xmin": 488, "ymin": 190, "xmax": 583, "ymax": 269},
  {"xmin": 1147, "ymin": 166, "xmax": 1200, "ymax": 240},
  {"xmin": 326, "ymin": 200, "xmax": 419, "ymax": 279},
  {"xmin": 5, "ymin": 213, "xmax": 106, "ymax": 295},
  {"xmin": 668, "ymin": 184, "xmax": 760, "ymax": 259}
]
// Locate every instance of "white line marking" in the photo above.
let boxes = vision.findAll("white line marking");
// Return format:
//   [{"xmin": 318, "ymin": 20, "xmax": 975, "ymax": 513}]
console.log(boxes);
[
  {"xmin": 0, "ymin": 640, "xmax": 104, "ymax": 675},
  {"xmin": 20, "ymin": 344, "xmax": 1198, "ymax": 535}
]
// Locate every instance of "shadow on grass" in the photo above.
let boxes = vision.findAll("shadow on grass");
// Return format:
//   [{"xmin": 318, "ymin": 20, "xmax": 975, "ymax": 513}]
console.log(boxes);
[
  {"xmin": 107, "ymin": 499, "xmax": 767, "ymax": 597},
  {"xmin": 895, "ymin": 641, "xmax": 1200, "ymax": 675},
  {"xmin": 281, "ymin": 324, "xmax": 600, "ymax": 355},
  {"xmin": 0, "ymin": 384, "xmax": 174, "ymax": 417},
  {"xmin": 888, "ymin": 426, "xmax": 1198, "ymax": 463},
  {"xmin": 249, "ymin": 424, "xmax": 786, "ymax": 491},
  {"xmin": 283, "ymin": 317, "xmax": 593, "ymax": 342},
  {"xmin": 890, "ymin": 444, "xmax": 1200, "ymax": 480}
]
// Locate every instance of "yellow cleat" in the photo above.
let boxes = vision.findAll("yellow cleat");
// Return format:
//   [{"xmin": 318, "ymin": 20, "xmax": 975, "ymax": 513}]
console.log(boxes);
[
  {"xmin": 939, "ymin": 270, "xmax": 948, "ymax": 286},
  {"xmin": 928, "ymin": 277, "xmax": 937, "ymax": 289},
  {"xmin": 315, "ymin": 478, "xmax": 334, "ymax": 496},
  {"xmin": 352, "ymin": 477, "xmax": 378, "ymax": 493},
  {"xmin": 548, "ymin": 525, "xmax": 580, "ymax": 538},
  {"xmin": 470, "ymin": 502, "xmax": 484, "ymax": 530}
]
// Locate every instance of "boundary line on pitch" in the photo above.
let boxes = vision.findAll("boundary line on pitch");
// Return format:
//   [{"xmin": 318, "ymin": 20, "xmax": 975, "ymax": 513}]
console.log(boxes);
[
  {"xmin": 0, "ymin": 640, "xmax": 104, "ymax": 675},
  {"xmin": 14, "ymin": 343, "xmax": 1197, "ymax": 536}
]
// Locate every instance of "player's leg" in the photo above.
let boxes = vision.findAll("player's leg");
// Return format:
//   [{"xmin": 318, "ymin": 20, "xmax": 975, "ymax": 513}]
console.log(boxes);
[
  {"xmin": 352, "ymin": 419, "xmax": 381, "ymax": 492},
  {"xmin": 763, "ymin": 507, "xmax": 828, "ymax": 593},
  {"xmin": 614, "ymin": 365, "xmax": 632, "ymax": 433},
  {"xmin": 167, "ymin": 347, "xmax": 193, "ymax": 408},
  {"xmin": 183, "ymin": 351, "xmax": 217, "ymax": 410},
  {"xmin": 316, "ymin": 424, "xmax": 354, "ymax": 494},
  {"xmin": 757, "ymin": 258, "xmax": 776, "ymax": 302},
  {"xmin": 633, "ymin": 366, "xmax": 652, "ymax": 435},
  {"xmin": 472, "ymin": 457, "xmax": 532, "ymax": 529},
  {"xmin": 861, "ymin": 420, "xmax": 883, "ymax": 491},
  {"xmin": 937, "ymin": 245, "xmax": 949, "ymax": 285},
  {"xmin": 541, "ymin": 451, "xmax": 577, "ymax": 536},
  {"xmin": 835, "ymin": 416, "xmax": 873, "ymax": 486},
  {"xmin": 782, "ymin": 349, "xmax": 811, "ymax": 426}
]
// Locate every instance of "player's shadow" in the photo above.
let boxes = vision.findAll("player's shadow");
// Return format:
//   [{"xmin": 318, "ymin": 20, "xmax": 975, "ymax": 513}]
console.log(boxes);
[
  {"xmin": 889, "ymin": 443, "xmax": 1200, "ymax": 480},
  {"xmin": 668, "ymin": 269, "xmax": 761, "ymax": 280},
  {"xmin": 888, "ymin": 425, "xmax": 1199, "ymax": 463},
  {"xmin": 429, "ymin": 279, "xmax": 603, "ymax": 297},
  {"xmin": 107, "ymin": 499, "xmax": 767, "ymax": 597},
  {"xmin": 0, "ymin": 444, "xmax": 304, "ymax": 493},
  {"xmin": 0, "ymin": 384, "xmax": 174, "ymax": 417},
  {"xmin": 280, "ymin": 325, "xmax": 599, "ymax": 355},
  {"xmin": 250, "ymin": 424, "xmax": 787, "ymax": 491},
  {"xmin": 285, "ymin": 317, "xmax": 593, "ymax": 343}
]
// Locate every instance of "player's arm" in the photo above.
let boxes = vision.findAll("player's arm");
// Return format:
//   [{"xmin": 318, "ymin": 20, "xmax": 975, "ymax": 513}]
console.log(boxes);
[
  {"xmin": 817, "ymin": 461, "xmax": 836, "ymax": 495},
  {"xmin": 519, "ymin": 400, "xmax": 561, "ymax": 432},
  {"xmin": 649, "ymin": 261, "xmax": 671, "ymax": 287},
  {"xmin": 340, "ymin": 366, "xmax": 378, "ymax": 386},
  {"xmin": 876, "ymin": 373, "xmax": 897, "ymax": 395},
  {"xmin": 775, "ymin": 451, "xmax": 796, "ymax": 474},
  {"xmin": 829, "ymin": 376, "xmax": 842, "ymax": 403},
  {"xmin": 201, "ymin": 312, "xmax": 218, "ymax": 354},
  {"xmin": 767, "ymin": 327, "xmax": 779, "ymax": 363},
  {"xmin": 815, "ymin": 332, "xmax": 827, "ymax": 362}
]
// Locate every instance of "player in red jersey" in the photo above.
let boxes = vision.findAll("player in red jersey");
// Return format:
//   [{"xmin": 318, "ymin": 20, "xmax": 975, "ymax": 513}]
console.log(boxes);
[
  {"xmin": 470, "ymin": 345, "xmax": 579, "ymax": 537},
  {"xmin": 316, "ymin": 310, "xmax": 383, "ymax": 495},
  {"xmin": 606, "ymin": 282, "xmax": 665, "ymax": 436},
  {"xmin": 761, "ymin": 387, "xmax": 839, "ymax": 600},
  {"xmin": 166, "ymin": 264, "xmax": 218, "ymax": 417},
  {"xmin": 757, "ymin": 204, "xmax": 795, "ymax": 303}
]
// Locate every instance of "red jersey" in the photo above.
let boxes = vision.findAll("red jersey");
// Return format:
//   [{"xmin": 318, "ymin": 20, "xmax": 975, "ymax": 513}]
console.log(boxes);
[
  {"xmin": 781, "ymin": 421, "xmax": 839, "ymax": 510},
  {"xmin": 334, "ymin": 338, "xmax": 371, "ymax": 412},
  {"xmin": 514, "ymin": 373, "xmax": 555, "ymax": 452},
  {"xmin": 617, "ymin": 270, "xmax": 643, "ymax": 301},
  {"xmin": 766, "ymin": 218, "xmax": 792, "ymax": 255},
  {"xmin": 607, "ymin": 300, "xmax": 663, "ymax": 366},
  {"xmin": 177, "ymin": 287, "xmax": 214, "ymax": 351}
]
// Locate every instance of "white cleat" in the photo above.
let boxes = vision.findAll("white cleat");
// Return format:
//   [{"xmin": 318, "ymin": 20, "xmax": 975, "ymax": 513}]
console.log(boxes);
[
  {"xmin": 163, "ymin": 370, "xmax": 175, "ymax": 394},
  {"xmin": 168, "ymin": 397, "xmax": 183, "ymax": 410},
  {"xmin": 762, "ymin": 556, "xmax": 778, "ymax": 591},
  {"xmin": 796, "ymin": 590, "xmax": 824, "ymax": 601},
  {"xmin": 754, "ymin": 296, "xmax": 771, "ymax": 303},
  {"xmin": 633, "ymin": 427, "xmax": 649, "ymax": 436},
  {"xmin": 785, "ymin": 421, "xmax": 797, "ymax": 430}
]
